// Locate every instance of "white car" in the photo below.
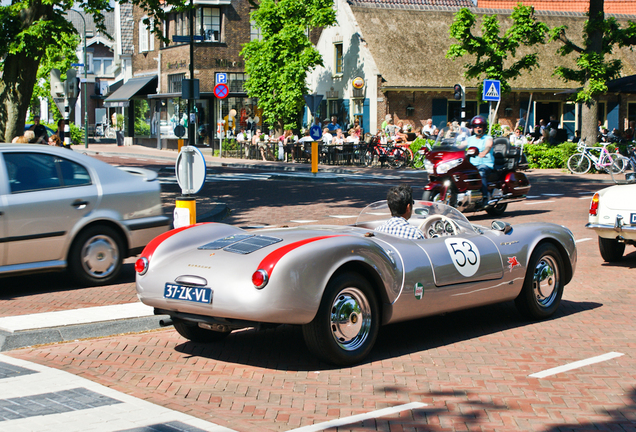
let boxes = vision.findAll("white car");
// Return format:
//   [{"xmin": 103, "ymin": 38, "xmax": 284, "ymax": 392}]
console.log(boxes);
[
  {"xmin": 586, "ymin": 183, "xmax": 636, "ymax": 262},
  {"xmin": 0, "ymin": 144, "xmax": 170, "ymax": 285}
]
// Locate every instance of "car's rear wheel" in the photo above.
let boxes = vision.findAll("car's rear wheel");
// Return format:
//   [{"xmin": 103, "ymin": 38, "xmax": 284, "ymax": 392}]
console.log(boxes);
[
  {"xmin": 515, "ymin": 243, "xmax": 564, "ymax": 319},
  {"xmin": 173, "ymin": 320, "xmax": 232, "ymax": 342},
  {"xmin": 598, "ymin": 236, "xmax": 625, "ymax": 262},
  {"xmin": 69, "ymin": 226, "xmax": 123, "ymax": 286},
  {"xmin": 302, "ymin": 273, "xmax": 379, "ymax": 366}
]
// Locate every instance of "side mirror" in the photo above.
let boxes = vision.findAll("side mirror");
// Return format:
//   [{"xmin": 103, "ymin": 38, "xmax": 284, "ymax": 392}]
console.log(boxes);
[
  {"xmin": 466, "ymin": 146, "xmax": 479, "ymax": 157},
  {"xmin": 491, "ymin": 220, "xmax": 512, "ymax": 234}
]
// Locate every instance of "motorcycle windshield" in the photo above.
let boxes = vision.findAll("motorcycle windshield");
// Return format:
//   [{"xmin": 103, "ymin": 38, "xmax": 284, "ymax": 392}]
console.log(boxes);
[{"xmin": 434, "ymin": 125, "xmax": 471, "ymax": 149}]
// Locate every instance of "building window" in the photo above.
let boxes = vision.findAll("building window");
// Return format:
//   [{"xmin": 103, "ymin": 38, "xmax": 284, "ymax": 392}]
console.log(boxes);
[
  {"xmin": 91, "ymin": 58, "xmax": 114, "ymax": 76},
  {"xmin": 169, "ymin": 73, "xmax": 185, "ymax": 93},
  {"xmin": 334, "ymin": 43, "xmax": 343, "ymax": 75},
  {"xmin": 139, "ymin": 17, "xmax": 154, "ymax": 52},
  {"xmin": 197, "ymin": 7, "xmax": 221, "ymax": 42},
  {"xmin": 250, "ymin": 9, "xmax": 261, "ymax": 41},
  {"xmin": 228, "ymin": 73, "xmax": 247, "ymax": 92}
]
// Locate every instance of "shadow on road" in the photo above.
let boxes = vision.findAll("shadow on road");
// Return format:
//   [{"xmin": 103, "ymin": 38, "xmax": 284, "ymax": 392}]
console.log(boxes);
[{"xmin": 173, "ymin": 299, "xmax": 602, "ymax": 372}]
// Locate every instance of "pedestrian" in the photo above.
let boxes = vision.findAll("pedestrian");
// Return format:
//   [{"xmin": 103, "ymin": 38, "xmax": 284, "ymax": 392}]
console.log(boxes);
[
  {"xmin": 48, "ymin": 134, "xmax": 63, "ymax": 147},
  {"xmin": 30, "ymin": 115, "xmax": 48, "ymax": 143},
  {"xmin": 326, "ymin": 116, "xmax": 340, "ymax": 133},
  {"xmin": 57, "ymin": 119, "xmax": 65, "ymax": 142}
]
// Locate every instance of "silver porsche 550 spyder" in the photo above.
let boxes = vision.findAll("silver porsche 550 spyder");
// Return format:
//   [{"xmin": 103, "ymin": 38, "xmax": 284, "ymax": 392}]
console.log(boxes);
[{"xmin": 136, "ymin": 201, "xmax": 577, "ymax": 365}]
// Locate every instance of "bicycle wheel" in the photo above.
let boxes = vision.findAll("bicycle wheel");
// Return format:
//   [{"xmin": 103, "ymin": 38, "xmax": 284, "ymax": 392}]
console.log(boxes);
[
  {"xmin": 603, "ymin": 152, "xmax": 623, "ymax": 175},
  {"xmin": 611, "ymin": 156, "xmax": 636, "ymax": 184},
  {"xmin": 389, "ymin": 147, "xmax": 405, "ymax": 168},
  {"xmin": 567, "ymin": 153, "xmax": 591, "ymax": 174},
  {"xmin": 363, "ymin": 150, "xmax": 374, "ymax": 167}
]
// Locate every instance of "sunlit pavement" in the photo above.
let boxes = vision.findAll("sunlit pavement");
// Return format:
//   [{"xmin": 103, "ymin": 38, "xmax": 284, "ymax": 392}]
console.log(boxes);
[{"xmin": 1, "ymin": 144, "xmax": 634, "ymax": 431}]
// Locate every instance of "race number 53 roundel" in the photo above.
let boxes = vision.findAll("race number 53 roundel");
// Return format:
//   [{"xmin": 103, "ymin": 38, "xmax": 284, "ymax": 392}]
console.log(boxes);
[{"xmin": 444, "ymin": 238, "xmax": 480, "ymax": 277}]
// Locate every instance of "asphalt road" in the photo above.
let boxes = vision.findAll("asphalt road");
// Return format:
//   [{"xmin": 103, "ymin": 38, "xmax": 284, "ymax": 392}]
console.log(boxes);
[{"xmin": 2, "ymin": 150, "xmax": 635, "ymax": 431}]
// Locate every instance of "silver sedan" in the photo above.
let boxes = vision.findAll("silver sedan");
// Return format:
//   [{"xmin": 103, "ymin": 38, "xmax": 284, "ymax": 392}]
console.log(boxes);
[{"xmin": 0, "ymin": 144, "xmax": 170, "ymax": 285}]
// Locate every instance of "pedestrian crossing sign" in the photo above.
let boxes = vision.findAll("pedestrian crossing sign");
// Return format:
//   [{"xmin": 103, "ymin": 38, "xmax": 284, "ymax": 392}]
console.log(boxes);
[{"xmin": 482, "ymin": 79, "xmax": 501, "ymax": 102}]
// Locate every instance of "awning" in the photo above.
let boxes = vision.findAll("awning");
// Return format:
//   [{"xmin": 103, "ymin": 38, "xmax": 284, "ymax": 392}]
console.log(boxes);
[
  {"xmin": 104, "ymin": 76, "xmax": 157, "ymax": 107},
  {"xmin": 607, "ymin": 74, "xmax": 636, "ymax": 93}
]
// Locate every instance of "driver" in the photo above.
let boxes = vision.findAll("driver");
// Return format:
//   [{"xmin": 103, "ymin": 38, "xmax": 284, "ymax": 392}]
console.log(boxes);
[
  {"xmin": 375, "ymin": 185, "xmax": 425, "ymax": 239},
  {"xmin": 462, "ymin": 116, "xmax": 494, "ymax": 203}
]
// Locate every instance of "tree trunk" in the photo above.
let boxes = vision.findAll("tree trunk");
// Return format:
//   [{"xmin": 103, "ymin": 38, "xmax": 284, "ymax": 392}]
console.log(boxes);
[
  {"xmin": 0, "ymin": 52, "xmax": 41, "ymax": 142},
  {"xmin": 581, "ymin": 0, "xmax": 604, "ymax": 146}
]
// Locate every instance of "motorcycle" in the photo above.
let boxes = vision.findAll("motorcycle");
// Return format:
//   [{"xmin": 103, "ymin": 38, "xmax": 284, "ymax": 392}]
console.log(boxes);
[{"xmin": 421, "ymin": 124, "xmax": 531, "ymax": 216}]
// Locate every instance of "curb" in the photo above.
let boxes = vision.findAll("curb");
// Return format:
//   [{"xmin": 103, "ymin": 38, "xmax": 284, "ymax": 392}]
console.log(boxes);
[{"xmin": 0, "ymin": 315, "xmax": 168, "ymax": 351}]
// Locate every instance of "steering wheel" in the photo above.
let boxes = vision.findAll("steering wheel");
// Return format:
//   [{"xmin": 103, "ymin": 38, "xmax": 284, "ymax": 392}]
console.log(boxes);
[{"xmin": 418, "ymin": 215, "xmax": 458, "ymax": 239}]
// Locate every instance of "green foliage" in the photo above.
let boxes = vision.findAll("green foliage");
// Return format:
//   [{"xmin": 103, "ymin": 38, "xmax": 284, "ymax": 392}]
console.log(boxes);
[
  {"xmin": 524, "ymin": 142, "xmax": 578, "ymax": 169},
  {"xmin": 550, "ymin": 5, "xmax": 636, "ymax": 104},
  {"xmin": 69, "ymin": 122, "xmax": 83, "ymax": 145},
  {"xmin": 241, "ymin": 0, "xmax": 336, "ymax": 132},
  {"xmin": 134, "ymin": 99, "xmax": 150, "ymax": 136},
  {"xmin": 447, "ymin": 5, "xmax": 549, "ymax": 99},
  {"xmin": 222, "ymin": 138, "xmax": 239, "ymax": 151}
]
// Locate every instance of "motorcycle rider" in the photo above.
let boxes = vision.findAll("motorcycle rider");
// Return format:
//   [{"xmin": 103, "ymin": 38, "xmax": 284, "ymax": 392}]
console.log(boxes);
[{"xmin": 460, "ymin": 116, "xmax": 494, "ymax": 203}]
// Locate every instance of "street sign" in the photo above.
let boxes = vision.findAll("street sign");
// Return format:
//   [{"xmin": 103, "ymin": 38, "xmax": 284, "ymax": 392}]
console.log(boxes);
[
  {"xmin": 310, "ymin": 124, "xmax": 322, "ymax": 141},
  {"xmin": 71, "ymin": 63, "xmax": 84, "ymax": 67},
  {"xmin": 175, "ymin": 145, "xmax": 206, "ymax": 195},
  {"xmin": 214, "ymin": 83, "xmax": 229, "ymax": 99},
  {"xmin": 216, "ymin": 73, "xmax": 227, "ymax": 85},
  {"xmin": 174, "ymin": 124, "xmax": 186, "ymax": 138},
  {"xmin": 483, "ymin": 79, "xmax": 501, "ymax": 102}
]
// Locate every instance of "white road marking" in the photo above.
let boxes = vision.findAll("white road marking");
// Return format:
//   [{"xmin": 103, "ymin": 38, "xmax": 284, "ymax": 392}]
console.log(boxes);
[
  {"xmin": 529, "ymin": 352, "xmax": 624, "ymax": 378},
  {"xmin": 526, "ymin": 195, "xmax": 540, "ymax": 198},
  {"xmin": 289, "ymin": 220, "xmax": 318, "ymax": 223},
  {"xmin": 329, "ymin": 215, "xmax": 357, "ymax": 219},
  {"xmin": 542, "ymin": 193, "xmax": 564, "ymax": 196},
  {"xmin": 525, "ymin": 200, "xmax": 555, "ymax": 205},
  {"xmin": 287, "ymin": 402, "xmax": 427, "ymax": 432},
  {"xmin": 575, "ymin": 238, "xmax": 593, "ymax": 243}
]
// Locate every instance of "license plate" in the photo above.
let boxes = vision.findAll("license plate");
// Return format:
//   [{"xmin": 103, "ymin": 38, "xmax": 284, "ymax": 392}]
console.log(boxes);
[{"xmin": 164, "ymin": 283, "xmax": 212, "ymax": 304}]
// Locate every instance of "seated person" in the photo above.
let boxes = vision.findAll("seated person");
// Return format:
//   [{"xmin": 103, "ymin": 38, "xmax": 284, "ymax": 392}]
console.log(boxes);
[
  {"xmin": 375, "ymin": 185, "xmax": 425, "ymax": 240},
  {"xmin": 509, "ymin": 127, "xmax": 527, "ymax": 146},
  {"xmin": 393, "ymin": 120, "xmax": 410, "ymax": 144},
  {"xmin": 460, "ymin": 116, "xmax": 494, "ymax": 202}
]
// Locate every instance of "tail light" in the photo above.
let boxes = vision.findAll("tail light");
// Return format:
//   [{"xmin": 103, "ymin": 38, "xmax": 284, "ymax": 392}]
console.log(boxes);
[
  {"xmin": 252, "ymin": 269, "xmax": 269, "ymax": 289},
  {"xmin": 589, "ymin": 193, "xmax": 600, "ymax": 216},
  {"xmin": 135, "ymin": 257, "xmax": 149, "ymax": 275}
]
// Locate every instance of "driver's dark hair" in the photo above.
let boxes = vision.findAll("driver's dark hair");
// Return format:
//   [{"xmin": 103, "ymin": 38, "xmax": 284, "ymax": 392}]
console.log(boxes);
[{"xmin": 387, "ymin": 184, "xmax": 413, "ymax": 217}]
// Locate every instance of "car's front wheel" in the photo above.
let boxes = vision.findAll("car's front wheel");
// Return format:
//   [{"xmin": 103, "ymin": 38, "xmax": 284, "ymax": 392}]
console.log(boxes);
[
  {"xmin": 173, "ymin": 320, "xmax": 232, "ymax": 342},
  {"xmin": 302, "ymin": 273, "xmax": 379, "ymax": 366},
  {"xmin": 69, "ymin": 226, "xmax": 124, "ymax": 286},
  {"xmin": 598, "ymin": 236, "xmax": 625, "ymax": 262},
  {"xmin": 515, "ymin": 243, "xmax": 564, "ymax": 319}
]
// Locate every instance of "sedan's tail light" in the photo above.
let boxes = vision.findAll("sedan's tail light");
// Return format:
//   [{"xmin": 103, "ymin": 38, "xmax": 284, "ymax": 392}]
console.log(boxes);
[{"xmin": 589, "ymin": 193, "xmax": 600, "ymax": 216}]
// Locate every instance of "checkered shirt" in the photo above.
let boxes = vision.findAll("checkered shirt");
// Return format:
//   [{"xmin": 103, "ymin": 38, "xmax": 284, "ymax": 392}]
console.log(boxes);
[{"xmin": 374, "ymin": 217, "xmax": 424, "ymax": 240}]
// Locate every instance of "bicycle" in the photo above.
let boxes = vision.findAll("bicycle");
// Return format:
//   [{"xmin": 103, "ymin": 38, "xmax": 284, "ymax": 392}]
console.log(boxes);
[
  {"xmin": 610, "ymin": 144, "xmax": 636, "ymax": 184},
  {"xmin": 386, "ymin": 141, "xmax": 413, "ymax": 169},
  {"xmin": 566, "ymin": 140, "xmax": 625, "ymax": 174}
]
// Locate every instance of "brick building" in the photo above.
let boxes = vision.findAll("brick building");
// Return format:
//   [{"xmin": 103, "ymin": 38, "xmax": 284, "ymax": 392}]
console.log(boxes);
[
  {"xmin": 110, "ymin": 0, "xmax": 258, "ymax": 150},
  {"xmin": 308, "ymin": 0, "xmax": 636, "ymax": 139}
]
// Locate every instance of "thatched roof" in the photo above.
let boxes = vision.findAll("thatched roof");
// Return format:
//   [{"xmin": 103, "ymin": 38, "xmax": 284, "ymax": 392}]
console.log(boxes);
[{"xmin": 349, "ymin": 4, "xmax": 636, "ymax": 91}]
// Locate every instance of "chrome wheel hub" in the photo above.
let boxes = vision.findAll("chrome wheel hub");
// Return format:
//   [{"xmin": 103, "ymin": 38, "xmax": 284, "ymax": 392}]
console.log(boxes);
[
  {"xmin": 81, "ymin": 235, "xmax": 118, "ymax": 278},
  {"xmin": 330, "ymin": 287, "xmax": 372, "ymax": 351},
  {"xmin": 533, "ymin": 255, "xmax": 559, "ymax": 307}
]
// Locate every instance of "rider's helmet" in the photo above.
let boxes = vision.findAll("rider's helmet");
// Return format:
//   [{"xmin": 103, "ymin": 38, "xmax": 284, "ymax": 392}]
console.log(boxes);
[{"xmin": 470, "ymin": 115, "xmax": 487, "ymax": 129}]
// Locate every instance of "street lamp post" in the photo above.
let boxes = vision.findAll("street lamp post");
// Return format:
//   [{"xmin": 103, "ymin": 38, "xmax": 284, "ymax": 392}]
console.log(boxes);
[{"xmin": 67, "ymin": 9, "xmax": 89, "ymax": 149}]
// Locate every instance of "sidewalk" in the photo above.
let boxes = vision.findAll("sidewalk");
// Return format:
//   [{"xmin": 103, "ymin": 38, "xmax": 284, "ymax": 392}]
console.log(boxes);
[{"xmin": 77, "ymin": 142, "xmax": 614, "ymax": 184}]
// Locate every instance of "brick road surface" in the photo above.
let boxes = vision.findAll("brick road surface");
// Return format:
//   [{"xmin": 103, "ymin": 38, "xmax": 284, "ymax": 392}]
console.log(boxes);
[{"xmin": 4, "ymin": 146, "xmax": 636, "ymax": 431}]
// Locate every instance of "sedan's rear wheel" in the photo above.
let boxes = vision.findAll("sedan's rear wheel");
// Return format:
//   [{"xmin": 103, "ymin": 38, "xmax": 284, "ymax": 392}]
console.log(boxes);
[
  {"xmin": 173, "ymin": 320, "xmax": 232, "ymax": 342},
  {"xmin": 302, "ymin": 273, "xmax": 379, "ymax": 366},
  {"xmin": 515, "ymin": 243, "xmax": 564, "ymax": 319},
  {"xmin": 598, "ymin": 236, "xmax": 625, "ymax": 262},
  {"xmin": 69, "ymin": 226, "xmax": 123, "ymax": 286}
]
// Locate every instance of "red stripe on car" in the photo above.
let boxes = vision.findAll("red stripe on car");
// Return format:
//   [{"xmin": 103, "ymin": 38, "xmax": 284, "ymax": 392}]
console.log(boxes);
[
  {"xmin": 257, "ymin": 235, "xmax": 346, "ymax": 278},
  {"xmin": 140, "ymin": 223, "xmax": 210, "ymax": 262}
]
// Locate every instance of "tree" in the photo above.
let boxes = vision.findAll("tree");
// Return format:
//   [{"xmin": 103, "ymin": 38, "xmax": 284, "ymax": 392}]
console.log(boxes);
[
  {"xmin": 240, "ymin": 0, "xmax": 336, "ymax": 133},
  {"xmin": 447, "ymin": 5, "xmax": 549, "ymax": 100},
  {"xmin": 550, "ymin": 0, "xmax": 636, "ymax": 144},
  {"xmin": 0, "ymin": 0, "xmax": 181, "ymax": 143}
]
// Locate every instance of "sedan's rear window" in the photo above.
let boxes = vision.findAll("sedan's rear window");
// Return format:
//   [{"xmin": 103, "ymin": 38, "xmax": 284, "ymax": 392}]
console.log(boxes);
[{"xmin": 4, "ymin": 152, "xmax": 91, "ymax": 193}]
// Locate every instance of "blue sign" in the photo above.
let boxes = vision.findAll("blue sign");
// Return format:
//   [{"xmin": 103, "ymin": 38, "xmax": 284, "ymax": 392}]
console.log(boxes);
[
  {"xmin": 71, "ymin": 63, "xmax": 84, "ymax": 67},
  {"xmin": 216, "ymin": 73, "xmax": 227, "ymax": 85},
  {"xmin": 483, "ymin": 79, "xmax": 501, "ymax": 102},
  {"xmin": 310, "ymin": 125, "xmax": 322, "ymax": 141}
]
